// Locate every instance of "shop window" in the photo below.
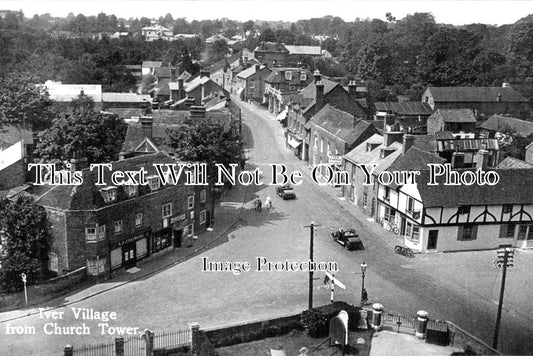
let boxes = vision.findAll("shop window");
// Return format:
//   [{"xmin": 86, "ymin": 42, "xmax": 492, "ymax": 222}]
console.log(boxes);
[
  {"xmin": 135, "ymin": 213, "xmax": 143, "ymax": 227},
  {"xmin": 114, "ymin": 220, "xmax": 123, "ymax": 234},
  {"xmin": 458, "ymin": 224, "xmax": 477, "ymax": 241},
  {"xmin": 162, "ymin": 203, "xmax": 172, "ymax": 218},
  {"xmin": 100, "ymin": 187, "xmax": 117, "ymax": 203},
  {"xmin": 200, "ymin": 210, "xmax": 206, "ymax": 224},
  {"xmin": 200, "ymin": 189, "xmax": 206, "ymax": 203},
  {"xmin": 188, "ymin": 196, "xmax": 195, "ymax": 209}
]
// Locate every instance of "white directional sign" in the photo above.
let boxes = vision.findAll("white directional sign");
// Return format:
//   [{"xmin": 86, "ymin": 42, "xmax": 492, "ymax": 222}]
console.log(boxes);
[{"xmin": 325, "ymin": 271, "xmax": 346, "ymax": 289}]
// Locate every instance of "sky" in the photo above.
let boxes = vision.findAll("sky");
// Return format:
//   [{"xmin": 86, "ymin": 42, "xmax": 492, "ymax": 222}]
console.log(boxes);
[{"xmin": 1, "ymin": 0, "xmax": 533, "ymax": 26}]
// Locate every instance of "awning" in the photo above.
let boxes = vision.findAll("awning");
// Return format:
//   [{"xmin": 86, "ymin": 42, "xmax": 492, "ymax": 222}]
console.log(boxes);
[
  {"xmin": 276, "ymin": 109, "xmax": 288, "ymax": 121},
  {"xmin": 288, "ymin": 136, "xmax": 302, "ymax": 149}
]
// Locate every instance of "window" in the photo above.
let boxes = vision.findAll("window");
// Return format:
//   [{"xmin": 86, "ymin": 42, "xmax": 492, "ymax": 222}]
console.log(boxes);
[
  {"xmin": 458, "ymin": 224, "xmax": 477, "ymax": 241},
  {"xmin": 407, "ymin": 197, "xmax": 414, "ymax": 213},
  {"xmin": 384, "ymin": 187, "xmax": 390, "ymax": 201},
  {"xmin": 190, "ymin": 211, "xmax": 195, "ymax": 220},
  {"xmin": 200, "ymin": 189, "xmax": 206, "ymax": 203},
  {"xmin": 327, "ymin": 142, "xmax": 331, "ymax": 155},
  {"xmin": 135, "ymin": 213, "xmax": 143, "ymax": 227},
  {"xmin": 148, "ymin": 176, "xmax": 160, "ymax": 191},
  {"xmin": 114, "ymin": 220, "xmax": 123, "ymax": 234},
  {"xmin": 502, "ymin": 205, "xmax": 513, "ymax": 214},
  {"xmin": 500, "ymin": 224, "xmax": 516, "ymax": 238},
  {"xmin": 85, "ymin": 227, "xmax": 97, "ymax": 242},
  {"xmin": 363, "ymin": 193, "xmax": 368, "ymax": 208},
  {"xmin": 124, "ymin": 185, "xmax": 138, "ymax": 198},
  {"xmin": 162, "ymin": 203, "xmax": 172, "ymax": 218},
  {"xmin": 186, "ymin": 223, "xmax": 194, "ymax": 237},
  {"xmin": 87, "ymin": 257, "xmax": 106, "ymax": 276},
  {"xmin": 314, "ymin": 135, "xmax": 318, "ymax": 148},
  {"xmin": 100, "ymin": 187, "xmax": 117, "ymax": 203},
  {"xmin": 200, "ymin": 210, "xmax": 206, "ymax": 224},
  {"xmin": 48, "ymin": 252, "xmax": 58, "ymax": 273},
  {"xmin": 97, "ymin": 225, "xmax": 106, "ymax": 240},
  {"xmin": 384, "ymin": 206, "xmax": 395, "ymax": 222},
  {"xmin": 300, "ymin": 73, "xmax": 307, "ymax": 81},
  {"xmin": 188, "ymin": 196, "xmax": 194, "ymax": 209},
  {"xmin": 321, "ymin": 138, "xmax": 324, "ymax": 153},
  {"xmin": 412, "ymin": 225, "xmax": 420, "ymax": 242},
  {"xmin": 458, "ymin": 206, "xmax": 470, "ymax": 215},
  {"xmin": 285, "ymin": 71, "xmax": 292, "ymax": 80}
]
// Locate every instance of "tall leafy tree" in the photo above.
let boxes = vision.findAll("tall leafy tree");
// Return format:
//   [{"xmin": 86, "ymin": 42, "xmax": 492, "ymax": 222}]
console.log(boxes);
[
  {"xmin": 0, "ymin": 196, "xmax": 50, "ymax": 292},
  {"xmin": 34, "ymin": 95, "xmax": 126, "ymax": 166}
]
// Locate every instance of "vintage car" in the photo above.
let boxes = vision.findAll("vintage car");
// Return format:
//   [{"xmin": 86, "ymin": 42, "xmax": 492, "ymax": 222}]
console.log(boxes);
[
  {"xmin": 331, "ymin": 229, "xmax": 363, "ymax": 250},
  {"xmin": 276, "ymin": 184, "xmax": 296, "ymax": 200}
]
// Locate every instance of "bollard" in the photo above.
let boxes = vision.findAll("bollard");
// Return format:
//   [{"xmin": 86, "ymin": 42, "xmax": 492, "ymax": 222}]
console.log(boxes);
[
  {"xmin": 371, "ymin": 303, "xmax": 383, "ymax": 331},
  {"xmin": 63, "ymin": 345, "xmax": 73, "ymax": 356},
  {"xmin": 415, "ymin": 310, "xmax": 429, "ymax": 339}
]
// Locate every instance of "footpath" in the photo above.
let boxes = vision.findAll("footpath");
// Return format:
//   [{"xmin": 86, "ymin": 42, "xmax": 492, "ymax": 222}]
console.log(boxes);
[{"xmin": 0, "ymin": 184, "xmax": 250, "ymax": 324}]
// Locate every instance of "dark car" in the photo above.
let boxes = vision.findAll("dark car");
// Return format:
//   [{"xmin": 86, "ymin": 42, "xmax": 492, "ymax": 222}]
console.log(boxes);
[
  {"xmin": 331, "ymin": 229, "xmax": 363, "ymax": 250},
  {"xmin": 276, "ymin": 185, "xmax": 296, "ymax": 200}
]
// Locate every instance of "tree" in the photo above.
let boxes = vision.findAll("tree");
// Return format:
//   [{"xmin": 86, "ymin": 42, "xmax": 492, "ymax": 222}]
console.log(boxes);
[
  {"xmin": 34, "ymin": 95, "xmax": 126, "ymax": 166},
  {"xmin": 259, "ymin": 28, "xmax": 276, "ymax": 42},
  {"xmin": 0, "ymin": 196, "xmax": 50, "ymax": 292},
  {"xmin": 0, "ymin": 72, "xmax": 55, "ymax": 130},
  {"xmin": 207, "ymin": 39, "xmax": 228, "ymax": 65}
]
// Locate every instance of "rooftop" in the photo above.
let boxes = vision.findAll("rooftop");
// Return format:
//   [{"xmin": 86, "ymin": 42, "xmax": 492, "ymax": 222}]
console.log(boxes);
[
  {"xmin": 429, "ymin": 109, "xmax": 477, "ymax": 123},
  {"xmin": 374, "ymin": 102, "xmax": 433, "ymax": 116},
  {"xmin": 426, "ymin": 86, "xmax": 528, "ymax": 103},
  {"xmin": 480, "ymin": 114, "xmax": 533, "ymax": 137}
]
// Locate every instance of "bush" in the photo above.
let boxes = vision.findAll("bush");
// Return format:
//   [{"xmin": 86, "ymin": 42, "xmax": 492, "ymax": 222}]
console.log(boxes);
[{"xmin": 301, "ymin": 301, "xmax": 361, "ymax": 337}]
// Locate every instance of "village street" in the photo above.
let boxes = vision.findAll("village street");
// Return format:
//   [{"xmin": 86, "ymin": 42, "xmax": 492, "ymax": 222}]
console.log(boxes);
[{"xmin": 1, "ymin": 100, "xmax": 532, "ymax": 355}]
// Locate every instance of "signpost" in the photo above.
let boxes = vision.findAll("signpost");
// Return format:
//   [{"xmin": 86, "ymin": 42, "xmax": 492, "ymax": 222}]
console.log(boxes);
[{"xmin": 324, "ymin": 271, "xmax": 345, "ymax": 303}]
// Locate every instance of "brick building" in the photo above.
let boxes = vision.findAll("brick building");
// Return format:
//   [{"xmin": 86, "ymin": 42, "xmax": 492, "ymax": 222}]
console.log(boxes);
[{"xmin": 36, "ymin": 153, "xmax": 211, "ymax": 276}]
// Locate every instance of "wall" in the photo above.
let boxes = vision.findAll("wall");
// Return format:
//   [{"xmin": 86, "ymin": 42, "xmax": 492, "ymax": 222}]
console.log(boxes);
[{"xmin": 0, "ymin": 159, "xmax": 25, "ymax": 190}]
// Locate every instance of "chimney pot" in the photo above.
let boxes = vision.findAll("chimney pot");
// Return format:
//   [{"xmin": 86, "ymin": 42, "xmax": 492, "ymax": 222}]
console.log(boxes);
[{"xmin": 140, "ymin": 116, "xmax": 154, "ymax": 140}]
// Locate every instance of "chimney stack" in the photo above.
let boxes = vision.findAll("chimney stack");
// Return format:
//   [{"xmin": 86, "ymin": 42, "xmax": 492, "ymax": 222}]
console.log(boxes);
[
  {"xmin": 315, "ymin": 80, "xmax": 325, "ymax": 115},
  {"xmin": 200, "ymin": 70, "xmax": 210, "ymax": 78},
  {"xmin": 140, "ymin": 116, "xmax": 154, "ymax": 140},
  {"xmin": 474, "ymin": 149, "xmax": 491, "ymax": 169},
  {"xmin": 171, "ymin": 67, "xmax": 177, "ymax": 82},
  {"xmin": 451, "ymin": 152, "xmax": 465, "ymax": 168},
  {"xmin": 70, "ymin": 150, "xmax": 88, "ymax": 171},
  {"xmin": 178, "ymin": 79, "xmax": 185, "ymax": 100},
  {"xmin": 313, "ymin": 69, "xmax": 321, "ymax": 84},
  {"xmin": 348, "ymin": 80, "xmax": 357, "ymax": 98},
  {"xmin": 402, "ymin": 134, "xmax": 415, "ymax": 154},
  {"xmin": 190, "ymin": 106, "xmax": 206, "ymax": 121}
]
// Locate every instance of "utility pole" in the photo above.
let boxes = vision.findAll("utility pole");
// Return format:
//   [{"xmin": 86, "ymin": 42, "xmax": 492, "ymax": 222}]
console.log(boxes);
[
  {"xmin": 304, "ymin": 222, "xmax": 319, "ymax": 309},
  {"xmin": 492, "ymin": 248, "xmax": 514, "ymax": 350}
]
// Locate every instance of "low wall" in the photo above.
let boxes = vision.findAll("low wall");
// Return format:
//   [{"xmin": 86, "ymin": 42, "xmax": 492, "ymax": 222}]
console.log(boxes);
[{"xmin": 448, "ymin": 321, "xmax": 501, "ymax": 355}]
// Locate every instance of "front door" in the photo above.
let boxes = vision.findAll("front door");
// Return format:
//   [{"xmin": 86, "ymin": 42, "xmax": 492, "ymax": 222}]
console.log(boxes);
[
  {"xmin": 123, "ymin": 242, "xmax": 136, "ymax": 269},
  {"xmin": 428, "ymin": 230, "xmax": 438, "ymax": 250},
  {"xmin": 173, "ymin": 229, "xmax": 183, "ymax": 248}
]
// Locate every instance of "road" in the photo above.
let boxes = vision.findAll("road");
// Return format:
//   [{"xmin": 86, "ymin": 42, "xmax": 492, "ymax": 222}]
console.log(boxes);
[{"xmin": 1, "ymin": 100, "xmax": 532, "ymax": 355}]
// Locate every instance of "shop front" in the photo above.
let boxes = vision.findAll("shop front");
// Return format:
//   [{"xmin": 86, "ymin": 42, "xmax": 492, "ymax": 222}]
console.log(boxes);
[
  {"xmin": 169, "ymin": 213, "xmax": 190, "ymax": 248},
  {"xmin": 110, "ymin": 228, "xmax": 151, "ymax": 271}
]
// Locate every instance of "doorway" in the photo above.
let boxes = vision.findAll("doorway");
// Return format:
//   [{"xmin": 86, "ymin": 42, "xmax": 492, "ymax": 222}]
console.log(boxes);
[
  {"xmin": 123, "ymin": 242, "xmax": 137, "ymax": 269},
  {"xmin": 173, "ymin": 229, "xmax": 183, "ymax": 248},
  {"xmin": 428, "ymin": 230, "xmax": 438, "ymax": 250}
]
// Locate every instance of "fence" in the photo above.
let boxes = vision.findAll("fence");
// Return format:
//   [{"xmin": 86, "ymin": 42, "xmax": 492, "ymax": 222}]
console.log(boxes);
[
  {"xmin": 69, "ymin": 328, "xmax": 191, "ymax": 356},
  {"xmin": 381, "ymin": 309, "xmax": 416, "ymax": 334}
]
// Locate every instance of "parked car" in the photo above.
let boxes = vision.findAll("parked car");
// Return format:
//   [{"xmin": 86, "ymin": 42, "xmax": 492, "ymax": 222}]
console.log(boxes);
[
  {"xmin": 276, "ymin": 184, "xmax": 296, "ymax": 200},
  {"xmin": 331, "ymin": 229, "xmax": 363, "ymax": 250}
]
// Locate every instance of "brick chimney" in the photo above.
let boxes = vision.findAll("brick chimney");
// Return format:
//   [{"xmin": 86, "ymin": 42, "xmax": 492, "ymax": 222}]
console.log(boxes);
[
  {"xmin": 474, "ymin": 149, "xmax": 491, "ymax": 169},
  {"xmin": 313, "ymin": 69, "xmax": 321, "ymax": 84},
  {"xmin": 315, "ymin": 80, "xmax": 324, "ymax": 115},
  {"xmin": 383, "ymin": 132, "xmax": 403, "ymax": 147},
  {"xmin": 402, "ymin": 134, "xmax": 416, "ymax": 154},
  {"xmin": 190, "ymin": 106, "xmax": 206, "ymax": 121},
  {"xmin": 171, "ymin": 67, "xmax": 177, "ymax": 82},
  {"xmin": 70, "ymin": 150, "xmax": 88, "ymax": 171},
  {"xmin": 348, "ymin": 80, "xmax": 357, "ymax": 98},
  {"xmin": 451, "ymin": 152, "xmax": 465, "ymax": 168},
  {"xmin": 139, "ymin": 116, "xmax": 154, "ymax": 140}
]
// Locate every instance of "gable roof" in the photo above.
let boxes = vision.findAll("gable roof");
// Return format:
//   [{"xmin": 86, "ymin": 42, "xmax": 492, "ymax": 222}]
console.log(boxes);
[
  {"xmin": 254, "ymin": 42, "xmax": 288, "ymax": 53},
  {"xmin": 153, "ymin": 67, "xmax": 172, "ymax": 79},
  {"xmin": 375, "ymin": 102, "xmax": 433, "ymax": 116},
  {"xmin": 142, "ymin": 61, "xmax": 164, "ymax": 69},
  {"xmin": 385, "ymin": 147, "xmax": 446, "ymax": 189},
  {"xmin": 236, "ymin": 65, "xmax": 271, "ymax": 79},
  {"xmin": 343, "ymin": 134, "xmax": 384, "ymax": 164},
  {"xmin": 101, "ymin": 93, "xmax": 152, "ymax": 103},
  {"xmin": 429, "ymin": 109, "xmax": 477, "ymax": 123},
  {"xmin": 309, "ymin": 104, "xmax": 373, "ymax": 146},
  {"xmin": 426, "ymin": 87, "xmax": 528, "ymax": 103},
  {"xmin": 206, "ymin": 53, "xmax": 242, "ymax": 73},
  {"xmin": 283, "ymin": 45, "xmax": 322, "ymax": 56},
  {"xmin": 184, "ymin": 76, "xmax": 211, "ymax": 92},
  {"xmin": 416, "ymin": 169, "xmax": 533, "ymax": 208},
  {"xmin": 480, "ymin": 115, "xmax": 533, "ymax": 137},
  {"xmin": 44, "ymin": 81, "xmax": 102, "ymax": 103},
  {"xmin": 498, "ymin": 157, "xmax": 533, "ymax": 169}
]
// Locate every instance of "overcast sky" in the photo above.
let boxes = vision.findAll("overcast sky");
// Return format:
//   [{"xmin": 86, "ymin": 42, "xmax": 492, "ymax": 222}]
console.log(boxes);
[{"xmin": 1, "ymin": 0, "xmax": 532, "ymax": 26}]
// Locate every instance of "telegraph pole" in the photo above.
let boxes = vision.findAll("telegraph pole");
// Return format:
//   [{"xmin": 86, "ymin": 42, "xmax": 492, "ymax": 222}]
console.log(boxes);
[
  {"xmin": 493, "ymin": 248, "xmax": 514, "ymax": 350},
  {"xmin": 304, "ymin": 222, "xmax": 320, "ymax": 309}
]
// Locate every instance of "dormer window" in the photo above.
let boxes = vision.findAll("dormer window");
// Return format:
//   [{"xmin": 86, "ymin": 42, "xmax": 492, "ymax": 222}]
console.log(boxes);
[
  {"xmin": 100, "ymin": 187, "xmax": 117, "ymax": 203},
  {"xmin": 285, "ymin": 71, "xmax": 293, "ymax": 81},
  {"xmin": 300, "ymin": 73, "xmax": 307, "ymax": 81},
  {"xmin": 148, "ymin": 175, "xmax": 161, "ymax": 191},
  {"xmin": 124, "ymin": 185, "xmax": 138, "ymax": 198}
]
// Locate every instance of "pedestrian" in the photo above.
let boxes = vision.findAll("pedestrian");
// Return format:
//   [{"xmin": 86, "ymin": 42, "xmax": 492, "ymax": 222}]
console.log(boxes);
[
  {"xmin": 362, "ymin": 288, "xmax": 368, "ymax": 305},
  {"xmin": 264, "ymin": 196, "xmax": 272, "ymax": 210},
  {"xmin": 254, "ymin": 198, "xmax": 262, "ymax": 211}
]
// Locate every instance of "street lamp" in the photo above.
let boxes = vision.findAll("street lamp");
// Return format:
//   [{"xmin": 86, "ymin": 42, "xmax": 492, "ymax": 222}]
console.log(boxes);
[{"xmin": 360, "ymin": 261, "xmax": 368, "ymax": 306}]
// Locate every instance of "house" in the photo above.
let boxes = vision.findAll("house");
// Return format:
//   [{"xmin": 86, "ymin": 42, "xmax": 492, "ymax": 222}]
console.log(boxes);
[
  {"xmin": 374, "ymin": 101, "xmax": 433, "ymax": 134},
  {"xmin": 205, "ymin": 34, "xmax": 229, "ymax": 45},
  {"xmin": 124, "ymin": 64, "xmax": 142, "ymax": 78},
  {"xmin": 35, "ymin": 152, "xmax": 211, "ymax": 276},
  {"xmin": 479, "ymin": 114, "xmax": 533, "ymax": 142},
  {"xmin": 253, "ymin": 42, "xmax": 289, "ymax": 67},
  {"xmin": 0, "ymin": 125, "xmax": 34, "ymax": 190},
  {"xmin": 43, "ymin": 80, "xmax": 103, "ymax": 111},
  {"xmin": 174, "ymin": 33, "xmax": 198, "ymax": 40},
  {"xmin": 426, "ymin": 109, "xmax": 477, "ymax": 136},
  {"xmin": 141, "ymin": 25, "xmax": 174, "ymax": 41},
  {"xmin": 286, "ymin": 71, "xmax": 368, "ymax": 161},
  {"xmin": 264, "ymin": 67, "xmax": 313, "ymax": 115},
  {"xmin": 283, "ymin": 45, "xmax": 323, "ymax": 64},
  {"xmin": 308, "ymin": 104, "xmax": 378, "ymax": 179},
  {"xmin": 101, "ymin": 93, "xmax": 152, "ymax": 109},
  {"xmin": 141, "ymin": 61, "xmax": 168, "ymax": 76},
  {"xmin": 382, "ymin": 168, "xmax": 533, "ymax": 252},
  {"xmin": 421, "ymin": 86, "xmax": 529, "ymax": 116},
  {"xmin": 169, "ymin": 74, "xmax": 229, "ymax": 107},
  {"xmin": 205, "ymin": 52, "xmax": 242, "ymax": 92},
  {"xmin": 235, "ymin": 64, "xmax": 272, "ymax": 102}
]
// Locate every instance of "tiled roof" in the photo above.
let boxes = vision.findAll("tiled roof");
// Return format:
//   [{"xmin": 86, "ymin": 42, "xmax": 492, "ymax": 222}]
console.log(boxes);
[
  {"xmin": 374, "ymin": 102, "xmax": 433, "ymax": 116},
  {"xmin": 309, "ymin": 104, "xmax": 373, "ymax": 146},
  {"xmin": 300, "ymin": 77, "xmax": 339, "ymax": 100},
  {"xmin": 236, "ymin": 65, "xmax": 270, "ymax": 79},
  {"xmin": 416, "ymin": 169, "xmax": 533, "ymax": 207},
  {"xmin": 427, "ymin": 87, "xmax": 528, "ymax": 103},
  {"xmin": 385, "ymin": 147, "xmax": 446, "ymax": 189},
  {"xmin": 371, "ymin": 143, "xmax": 403, "ymax": 176},
  {"xmin": 283, "ymin": 45, "xmax": 322, "ymax": 56},
  {"xmin": 498, "ymin": 157, "xmax": 533, "ymax": 169},
  {"xmin": 343, "ymin": 134, "xmax": 384, "ymax": 164},
  {"xmin": 154, "ymin": 79, "xmax": 171, "ymax": 96},
  {"xmin": 480, "ymin": 115, "xmax": 533, "ymax": 138},
  {"xmin": 412, "ymin": 135, "xmax": 437, "ymax": 153},
  {"xmin": 429, "ymin": 109, "xmax": 477, "ymax": 123},
  {"xmin": 206, "ymin": 53, "xmax": 241, "ymax": 73}
]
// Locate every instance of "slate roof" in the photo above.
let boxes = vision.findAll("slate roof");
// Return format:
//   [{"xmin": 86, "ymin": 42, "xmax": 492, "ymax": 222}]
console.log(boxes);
[
  {"xmin": 426, "ymin": 87, "xmax": 528, "ymax": 103},
  {"xmin": 498, "ymin": 157, "xmax": 533, "ymax": 169},
  {"xmin": 36, "ymin": 153, "xmax": 178, "ymax": 211},
  {"xmin": 184, "ymin": 76, "xmax": 211, "ymax": 92},
  {"xmin": 374, "ymin": 102, "xmax": 433, "ymax": 116},
  {"xmin": 308, "ymin": 104, "xmax": 373, "ymax": 146},
  {"xmin": 371, "ymin": 143, "xmax": 403, "ymax": 176},
  {"xmin": 236, "ymin": 65, "xmax": 270, "ymax": 79},
  {"xmin": 480, "ymin": 115, "xmax": 533, "ymax": 137},
  {"xmin": 385, "ymin": 147, "xmax": 446, "ymax": 189},
  {"xmin": 283, "ymin": 45, "xmax": 322, "ymax": 56},
  {"xmin": 435, "ymin": 138, "xmax": 499, "ymax": 152},
  {"xmin": 206, "ymin": 53, "xmax": 241, "ymax": 73},
  {"xmin": 412, "ymin": 135, "xmax": 437, "ymax": 153},
  {"xmin": 265, "ymin": 68, "xmax": 312, "ymax": 86},
  {"xmin": 416, "ymin": 169, "xmax": 533, "ymax": 207},
  {"xmin": 429, "ymin": 109, "xmax": 477, "ymax": 123},
  {"xmin": 154, "ymin": 79, "xmax": 171, "ymax": 96},
  {"xmin": 343, "ymin": 134, "xmax": 384, "ymax": 164}
]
